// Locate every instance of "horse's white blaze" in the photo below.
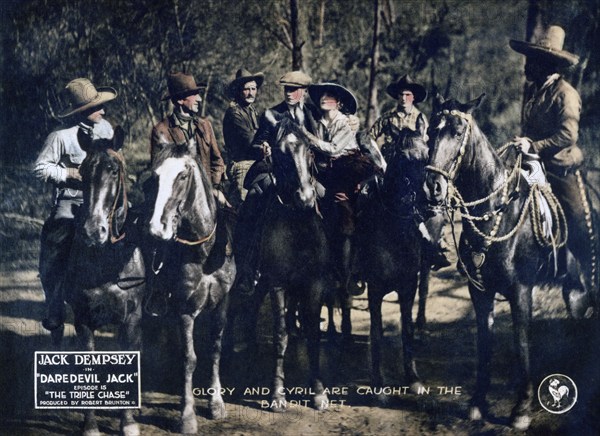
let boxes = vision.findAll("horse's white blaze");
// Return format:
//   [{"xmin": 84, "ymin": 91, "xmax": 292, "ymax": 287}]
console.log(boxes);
[
  {"xmin": 149, "ymin": 157, "xmax": 186, "ymax": 239},
  {"xmin": 91, "ymin": 182, "xmax": 111, "ymax": 225},
  {"xmin": 436, "ymin": 118, "xmax": 446, "ymax": 130}
]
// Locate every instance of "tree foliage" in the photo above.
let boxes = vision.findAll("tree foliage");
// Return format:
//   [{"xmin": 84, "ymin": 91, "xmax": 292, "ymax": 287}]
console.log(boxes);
[{"xmin": 1, "ymin": 0, "xmax": 598, "ymax": 168}]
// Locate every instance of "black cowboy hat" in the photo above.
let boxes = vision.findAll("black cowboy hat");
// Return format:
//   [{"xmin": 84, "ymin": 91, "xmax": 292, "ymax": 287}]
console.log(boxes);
[
  {"xmin": 58, "ymin": 78, "xmax": 117, "ymax": 118},
  {"xmin": 509, "ymin": 25, "xmax": 579, "ymax": 68},
  {"xmin": 162, "ymin": 72, "xmax": 207, "ymax": 101},
  {"xmin": 308, "ymin": 82, "xmax": 358, "ymax": 115},
  {"xmin": 227, "ymin": 68, "xmax": 264, "ymax": 98},
  {"xmin": 386, "ymin": 74, "xmax": 427, "ymax": 103}
]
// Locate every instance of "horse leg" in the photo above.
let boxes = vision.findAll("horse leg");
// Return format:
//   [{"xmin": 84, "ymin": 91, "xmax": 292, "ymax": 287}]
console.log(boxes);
[
  {"xmin": 301, "ymin": 280, "xmax": 328, "ymax": 410},
  {"xmin": 416, "ymin": 260, "xmax": 430, "ymax": 337},
  {"xmin": 179, "ymin": 314, "xmax": 198, "ymax": 434},
  {"xmin": 508, "ymin": 285, "xmax": 533, "ymax": 431},
  {"xmin": 75, "ymin": 320, "xmax": 100, "ymax": 436},
  {"xmin": 207, "ymin": 294, "xmax": 229, "ymax": 420},
  {"xmin": 269, "ymin": 286, "xmax": 288, "ymax": 412},
  {"xmin": 468, "ymin": 288, "xmax": 495, "ymax": 422},
  {"xmin": 367, "ymin": 285, "xmax": 387, "ymax": 404},
  {"xmin": 340, "ymin": 291, "xmax": 353, "ymax": 343},
  {"xmin": 326, "ymin": 293, "xmax": 337, "ymax": 337},
  {"xmin": 398, "ymin": 280, "xmax": 423, "ymax": 393},
  {"xmin": 117, "ymin": 308, "xmax": 142, "ymax": 436}
]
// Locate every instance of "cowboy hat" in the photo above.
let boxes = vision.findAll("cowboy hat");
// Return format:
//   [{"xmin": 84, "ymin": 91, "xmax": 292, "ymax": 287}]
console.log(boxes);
[
  {"xmin": 162, "ymin": 72, "xmax": 207, "ymax": 101},
  {"xmin": 227, "ymin": 68, "xmax": 264, "ymax": 98},
  {"xmin": 509, "ymin": 25, "xmax": 579, "ymax": 67},
  {"xmin": 58, "ymin": 78, "xmax": 117, "ymax": 118},
  {"xmin": 279, "ymin": 70, "xmax": 312, "ymax": 87},
  {"xmin": 308, "ymin": 82, "xmax": 358, "ymax": 115},
  {"xmin": 386, "ymin": 74, "xmax": 427, "ymax": 103}
]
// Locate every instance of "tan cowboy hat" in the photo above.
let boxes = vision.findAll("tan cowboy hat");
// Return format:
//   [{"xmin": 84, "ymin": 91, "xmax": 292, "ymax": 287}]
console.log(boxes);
[
  {"xmin": 386, "ymin": 74, "xmax": 427, "ymax": 102},
  {"xmin": 279, "ymin": 70, "xmax": 312, "ymax": 87},
  {"xmin": 162, "ymin": 72, "xmax": 207, "ymax": 101},
  {"xmin": 227, "ymin": 68, "xmax": 264, "ymax": 98},
  {"xmin": 509, "ymin": 25, "xmax": 579, "ymax": 67},
  {"xmin": 57, "ymin": 78, "xmax": 117, "ymax": 118},
  {"xmin": 308, "ymin": 82, "xmax": 358, "ymax": 115}
]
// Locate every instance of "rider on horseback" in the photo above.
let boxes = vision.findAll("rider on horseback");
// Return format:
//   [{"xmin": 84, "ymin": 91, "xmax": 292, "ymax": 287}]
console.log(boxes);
[
  {"xmin": 34, "ymin": 78, "xmax": 117, "ymax": 331},
  {"xmin": 510, "ymin": 25, "xmax": 597, "ymax": 295},
  {"xmin": 370, "ymin": 74, "xmax": 451, "ymax": 270}
]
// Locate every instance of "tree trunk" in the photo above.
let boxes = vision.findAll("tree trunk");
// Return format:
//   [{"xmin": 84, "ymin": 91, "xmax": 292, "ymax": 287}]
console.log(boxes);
[
  {"xmin": 366, "ymin": 0, "xmax": 381, "ymax": 129},
  {"xmin": 290, "ymin": 0, "xmax": 304, "ymax": 70}
]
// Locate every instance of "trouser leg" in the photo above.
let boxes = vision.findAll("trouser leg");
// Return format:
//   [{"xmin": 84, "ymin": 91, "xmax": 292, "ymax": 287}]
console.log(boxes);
[
  {"xmin": 547, "ymin": 170, "xmax": 597, "ymax": 290},
  {"xmin": 39, "ymin": 217, "xmax": 75, "ymax": 330}
]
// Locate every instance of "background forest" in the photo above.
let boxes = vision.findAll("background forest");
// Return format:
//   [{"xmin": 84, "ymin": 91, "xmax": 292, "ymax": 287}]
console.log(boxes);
[{"xmin": 0, "ymin": 0, "xmax": 599, "ymax": 221}]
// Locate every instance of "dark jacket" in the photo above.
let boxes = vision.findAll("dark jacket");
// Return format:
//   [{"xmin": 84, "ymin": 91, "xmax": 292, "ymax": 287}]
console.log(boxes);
[
  {"xmin": 150, "ymin": 114, "xmax": 225, "ymax": 186},
  {"xmin": 223, "ymin": 101, "xmax": 261, "ymax": 162},
  {"xmin": 252, "ymin": 101, "xmax": 320, "ymax": 148}
]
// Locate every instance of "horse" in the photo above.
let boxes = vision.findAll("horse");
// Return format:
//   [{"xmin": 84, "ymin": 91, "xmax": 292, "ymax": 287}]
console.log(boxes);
[
  {"xmin": 238, "ymin": 112, "xmax": 330, "ymax": 412},
  {"xmin": 424, "ymin": 94, "xmax": 598, "ymax": 430},
  {"xmin": 61, "ymin": 126, "xmax": 146, "ymax": 436},
  {"xmin": 354, "ymin": 128, "xmax": 431, "ymax": 398},
  {"xmin": 144, "ymin": 137, "xmax": 235, "ymax": 433}
]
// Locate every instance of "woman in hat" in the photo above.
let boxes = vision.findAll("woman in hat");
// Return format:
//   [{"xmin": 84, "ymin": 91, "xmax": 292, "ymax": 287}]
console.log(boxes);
[
  {"xmin": 301, "ymin": 82, "xmax": 378, "ymax": 295},
  {"xmin": 34, "ymin": 78, "xmax": 117, "ymax": 330},
  {"xmin": 510, "ymin": 25, "xmax": 597, "ymax": 293}
]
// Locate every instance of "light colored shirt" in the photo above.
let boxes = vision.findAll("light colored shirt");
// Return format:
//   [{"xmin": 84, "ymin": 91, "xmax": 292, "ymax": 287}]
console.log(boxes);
[
  {"xmin": 312, "ymin": 111, "xmax": 359, "ymax": 158},
  {"xmin": 34, "ymin": 119, "xmax": 114, "ymax": 185}
]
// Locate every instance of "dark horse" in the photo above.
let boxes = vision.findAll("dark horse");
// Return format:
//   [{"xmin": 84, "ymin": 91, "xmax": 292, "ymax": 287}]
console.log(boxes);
[
  {"xmin": 424, "ymin": 94, "xmax": 598, "ymax": 430},
  {"xmin": 61, "ymin": 127, "xmax": 146, "ymax": 436},
  {"xmin": 145, "ymin": 138, "xmax": 235, "ymax": 432},
  {"xmin": 243, "ymin": 112, "xmax": 330, "ymax": 411},
  {"xmin": 354, "ymin": 128, "xmax": 431, "ymax": 398}
]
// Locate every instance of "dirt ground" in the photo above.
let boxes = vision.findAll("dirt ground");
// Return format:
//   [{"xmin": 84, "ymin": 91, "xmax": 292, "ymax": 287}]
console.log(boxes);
[{"xmin": 1, "ymin": 257, "xmax": 599, "ymax": 435}]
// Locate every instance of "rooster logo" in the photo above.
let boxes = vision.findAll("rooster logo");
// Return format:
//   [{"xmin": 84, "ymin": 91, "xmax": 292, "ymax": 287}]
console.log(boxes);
[{"xmin": 538, "ymin": 374, "xmax": 577, "ymax": 414}]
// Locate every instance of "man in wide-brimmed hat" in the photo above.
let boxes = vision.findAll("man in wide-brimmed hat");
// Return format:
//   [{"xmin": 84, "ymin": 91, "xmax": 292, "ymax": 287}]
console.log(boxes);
[
  {"xmin": 222, "ymin": 68, "xmax": 265, "ymax": 209},
  {"xmin": 150, "ymin": 71, "xmax": 225, "ymax": 191},
  {"xmin": 510, "ymin": 25, "xmax": 597, "ymax": 294},
  {"xmin": 369, "ymin": 74, "xmax": 450, "ymax": 270},
  {"xmin": 34, "ymin": 77, "xmax": 118, "ymax": 330},
  {"xmin": 233, "ymin": 70, "xmax": 321, "ymax": 295}
]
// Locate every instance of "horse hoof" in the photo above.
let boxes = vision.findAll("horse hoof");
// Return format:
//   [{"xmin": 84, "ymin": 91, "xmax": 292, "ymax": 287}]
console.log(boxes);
[
  {"xmin": 270, "ymin": 403, "xmax": 287, "ymax": 413},
  {"xmin": 409, "ymin": 381, "xmax": 425, "ymax": 394},
  {"xmin": 374, "ymin": 393, "xmax": 390, "ymax": 406},
  {"xmin": 179, "ymin": 417, "xmax": 198, "ymax": 434},
  {"xmin": 120, "ymin": 423, "xmax": 140, "ymax": 436},
  {"xmin": 469, "ymin": 406, "xmax": 483, "ymax": 422},
  {"xmin": 313, "ymin": 394, "xmax": 329, "ymax": 411},
  {"xmin": 511, "ymin": 414, "xmax": 531, "ymax": 431},
  {"xmin": 83, "ymin": 430, "xmax": 101, "ymax": 436},
  {"xmin": 210, "ymin": 401, "xmax": 227, "ymax": 420}
]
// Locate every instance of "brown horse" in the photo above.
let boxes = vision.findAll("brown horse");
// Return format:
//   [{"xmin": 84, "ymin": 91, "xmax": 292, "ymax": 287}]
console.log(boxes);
[
  {"xmin": 62, "ymin": 127, "xmax": 145, "ymax": 436},
  {"xmin": 144, "ymin": 138, "xmax": 235, "ymax": 433}
]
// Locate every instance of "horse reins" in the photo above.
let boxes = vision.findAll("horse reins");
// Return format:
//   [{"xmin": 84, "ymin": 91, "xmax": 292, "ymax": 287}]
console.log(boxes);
[{"xmin": 106, "ymin": 148, "xmax": 128, "ymax": 244}]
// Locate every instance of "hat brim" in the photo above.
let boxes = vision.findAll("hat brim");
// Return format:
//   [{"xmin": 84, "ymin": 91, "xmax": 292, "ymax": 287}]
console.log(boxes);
[
  {"xmin": 386, "ymin": 83, "xmax": 427, "ymax": 103},
  {"xmin": 57, "ymin": 87, "xmax": 117, "ymax": 118},
  {"xmin": 161, "ymin": 84, "xmax": 207, "ymax": 101},
  {"xmin": 227, "ymin": 73, "xmax": 264, "ymax": 98},
  {"xmin": 308, "ymin": 83, "xmax": 358, "ymax": 115},
  {"xmin": 509, "ymin": 39, "xmax": 579, "ymax": 67}
]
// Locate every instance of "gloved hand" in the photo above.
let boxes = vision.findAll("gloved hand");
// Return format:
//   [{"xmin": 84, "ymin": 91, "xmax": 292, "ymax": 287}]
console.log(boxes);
[
  {"xmin": 67, "ymin": 167, "xmax": 82, "ymax": 181},
  {"xmin": 347, "ymin": 114, "xmax": 360, "ymax": 133},
  {"xmin": 512, "ymin": 136, "xmax": 532, "ymax": 154},
  {"xmin": 213, "ymin": 187, "xmax": 231, "ymax": 209}
]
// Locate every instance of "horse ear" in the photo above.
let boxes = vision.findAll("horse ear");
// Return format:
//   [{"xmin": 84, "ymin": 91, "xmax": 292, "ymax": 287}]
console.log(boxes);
[
  {"xmin": 433, "ymin": 93, "xmax": 445, "ymax": 111},
  {"xmin": 464, "ymin": 93, "xmax": 485, "ymax": 113},
  {"xmin": 112, "ymin": 126, "xmax": 125, "ymax": 151}
]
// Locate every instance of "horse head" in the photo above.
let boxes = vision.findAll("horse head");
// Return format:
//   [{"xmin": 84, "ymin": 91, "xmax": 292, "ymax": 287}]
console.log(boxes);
[
  {"xmin": 269, "ymin": 110, "xmax": 317, "ymax": 210},
  {"xmin": 78, "ymin": 125, "xmax": 128, "ymax": 246},
  {"xmin": 147, "ymin": 136, "xmax": 216, "ymax": 242},
  {"xmin": 382, "ymin": 128, "xmax": 429, "ymax": 212},
  {"xmin": 424, "ymin": 93, "xmax": 485, "ymax": 205}
]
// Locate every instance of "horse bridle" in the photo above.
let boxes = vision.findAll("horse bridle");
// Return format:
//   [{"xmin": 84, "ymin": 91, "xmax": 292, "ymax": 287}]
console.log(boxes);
[
  {"xmin": 106, "ymin": 148, "xmax": 128, "ymax": 244},
  {"xmin": 424, "ymin": 109, "xmax": 473, "ymax": 183}
]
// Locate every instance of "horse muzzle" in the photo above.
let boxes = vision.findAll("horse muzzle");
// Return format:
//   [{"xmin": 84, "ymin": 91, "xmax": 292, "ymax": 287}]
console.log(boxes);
[
  {"xmin": 83, "ymin": 216, "xmax": 109, "ymax": 246},
  {"xmin": 424, "ymin": 173, "xmax": 448, "ymax": 206},
  {"xmin": 295, "ymin": 185, "xmax": 316, "ymax": 209}
]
